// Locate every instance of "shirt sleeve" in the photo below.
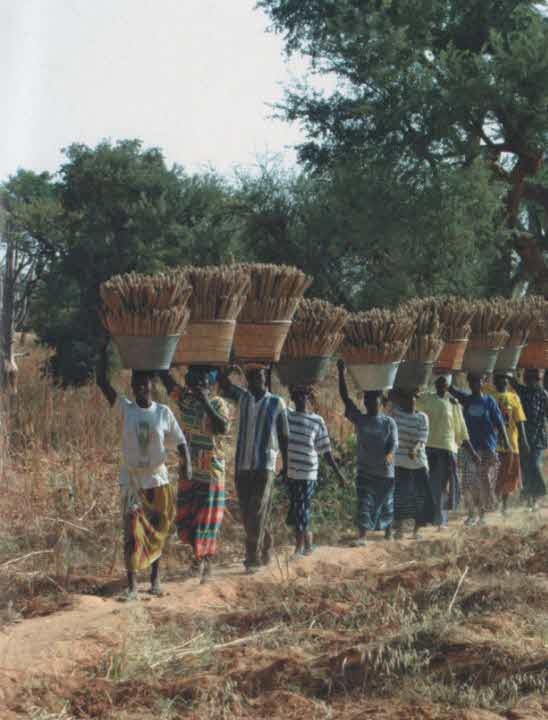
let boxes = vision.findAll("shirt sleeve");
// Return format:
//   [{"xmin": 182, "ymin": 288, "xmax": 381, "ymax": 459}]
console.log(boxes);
[
  {"xmin": 165, "ymin": 407, "xmax": 187, "ymax": 448},
  {"xmin": 314, "ymin": 417, "xmax": 332, "ymax": 455},
  {"xmin": 417, "ymin": 412, "xmax": 429, "ymax": 445},
  {"xmin": 386, "ymin": 417, "xmax": 398, "ymax": 454},
  {"xmin": 276, "ymin": 397, "xmax": 289, "ymax": 438},
  {"xmin": 488, "ymin": 396, "xmax": 505, "ymax": 430},
  {"xmin": 513, "ymin": 394, "xmax": 526, "ymax": 424},
  {"xmin": 454, "ymin": 403, "xmax": 469, "ymax": 445},
  {"xmin": 115, "ymin": 395, "xmax": 132, "ymax": 419},
  {"xmin": 451, "ymin": 388, "xmax": 470, "ymax": 405}
]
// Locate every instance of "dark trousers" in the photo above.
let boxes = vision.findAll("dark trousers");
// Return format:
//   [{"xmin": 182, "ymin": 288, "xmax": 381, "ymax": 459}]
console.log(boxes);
[{"xmin": 235, "ymin": 470, "xmax": 275, "ymax": 567}]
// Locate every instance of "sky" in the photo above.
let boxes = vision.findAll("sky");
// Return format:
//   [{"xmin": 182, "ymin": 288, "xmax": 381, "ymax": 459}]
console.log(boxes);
[{"xmin": 1, "ymin": 0, "xmax": 318, "ymax": 181}]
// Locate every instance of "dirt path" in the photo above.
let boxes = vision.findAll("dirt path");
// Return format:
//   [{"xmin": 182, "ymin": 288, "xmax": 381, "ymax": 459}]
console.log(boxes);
[{"xmin": 1, "ymin": 508, "xmax": 547, "ymax": 715}]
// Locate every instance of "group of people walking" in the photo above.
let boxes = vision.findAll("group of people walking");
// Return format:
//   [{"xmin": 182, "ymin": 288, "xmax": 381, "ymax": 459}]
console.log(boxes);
[{"xmin": 96, "ymin": 347, "xmax": 547, "ymax": 599}]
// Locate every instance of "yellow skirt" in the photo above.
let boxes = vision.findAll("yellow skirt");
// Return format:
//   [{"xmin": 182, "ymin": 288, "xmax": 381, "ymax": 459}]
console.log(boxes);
[{"xmin": 122, "ymin": 483, "xmax": 175, "ymax": 572}]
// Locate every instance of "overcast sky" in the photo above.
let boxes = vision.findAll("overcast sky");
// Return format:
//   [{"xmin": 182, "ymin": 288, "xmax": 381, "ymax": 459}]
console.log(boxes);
[{"xmin": 2, "ymin": 0, "xmax": 316, "ymax": 181}]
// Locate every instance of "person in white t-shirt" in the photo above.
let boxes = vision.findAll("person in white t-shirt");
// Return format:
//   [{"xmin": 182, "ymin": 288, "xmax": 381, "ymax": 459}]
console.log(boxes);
[{"xmin": 97, "ymin": 346, "xmax": 191, "ymax": 600}]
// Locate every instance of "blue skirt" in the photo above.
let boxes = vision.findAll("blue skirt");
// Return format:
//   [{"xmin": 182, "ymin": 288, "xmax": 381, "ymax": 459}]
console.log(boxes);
[
  {"xmin": 356, "ymin": 472, "xmax": 395, "ymax": 531},
  {"xmin": 286, "ymin": 478, "xmax": 317, "ymax": 533}
]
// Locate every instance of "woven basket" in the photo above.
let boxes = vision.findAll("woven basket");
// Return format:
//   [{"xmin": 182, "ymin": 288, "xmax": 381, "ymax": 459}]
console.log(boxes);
[
  {"xmin": 436, "ymin": 339, "xmax": 468, "ymax": 371},
  {"xmin": 233, "ymin": 321, "xmax": 292, "ymax": 363},
  {"xmin": 113, "ymin": 335, "xmax": 181, "ymax": 371},
  {"xmin": 172, "ymin": 320, "xmax": 235, "ymax": 367},
  {"xmin": 518, "ymin": 340, "xmax": 548, "ymax": 369}
]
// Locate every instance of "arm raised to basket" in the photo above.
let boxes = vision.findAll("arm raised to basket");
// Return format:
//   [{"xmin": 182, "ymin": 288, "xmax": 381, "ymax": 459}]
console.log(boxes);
[
  {"xmin": 218, "ymin": 366, "xmax": 245, "ymax": 402},
  {"xmin": 337, "ymin": 359, "xmax": 361, "ymax": 419},
  {"xmin": 96, "ymin": 339, "xmax": 117, "ymax": 407}
]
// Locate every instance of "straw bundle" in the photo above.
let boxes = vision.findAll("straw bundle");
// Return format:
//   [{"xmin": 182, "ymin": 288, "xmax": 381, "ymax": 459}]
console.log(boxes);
[
  {"xmin": 235, "ymin": 264, "xmax": 313, "ymax": 322},
  {"xmin": 400, "ymin": 298, "xmax": 444, "ymax": 362},
  {"xmin": 499, "ymin": 298, "xmax": 540, "ymax": 346},
  {"xmin": 468, "ymin": 299, "xmax": 509, "ymax": 349},
  {"xmin": 281, "ymin": 299, "xmax": 349, "ymax": 359},
  {"xmin": 523, "ymin": 296, "xmax": 548, "ymax": 342},
  {"xmin": 181, "ymin": 266, "xmax": 251, "ymax": 321},
  {"xmin": 341, "ymin": 308, "xmax": 415, "ymax": 363},
  {"xmin": 100, "ymin": 271, "xmax": 192, "ymax": 336},
  {"xmin": 434, "ymin": 296, "xmax": 475, "ymax": 342}
]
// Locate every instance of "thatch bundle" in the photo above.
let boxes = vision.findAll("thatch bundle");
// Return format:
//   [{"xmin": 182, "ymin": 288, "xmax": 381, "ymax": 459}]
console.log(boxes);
[
  {"xmin": 181, "ymin": 266, "xmax": 251, "ymax": 321},
  {"xmin": 235, "ymin": 264, "xmax": 313, "ymax": 322},
  {"xmin": 100, "ymin": 271, "xmax": 192, "ymax": 336},
  {"xmin": 400, "ymin": 298, "xmax": 444, "ymax": 362},
  {"xmin": 523, "ymin": 296, "xmax": 548, "ymax": 342},
  {"xmin": 341, "ymin": 308, "xmax": 415, "ymax": 363},
  {"xmin": 497, "ymin": 297, "xmax": 541, "ymax": 346},
  {"xmin": 468, "ymin": 299, "xmax": 509, "ymax": 349},
  {"xmin": 433, "ymin": 296, "xmax": 475, "ymax": 342},
  {"xmin": 281, "ymin": 299, "xmax": 349, "ymax": 359}
]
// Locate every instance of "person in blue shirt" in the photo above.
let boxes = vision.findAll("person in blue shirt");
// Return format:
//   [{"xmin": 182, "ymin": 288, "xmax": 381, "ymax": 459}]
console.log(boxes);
[
  {"xmin": 450, "ymin": 373, "xmax": 510, "ymax": 526},
  {"xmin": 338, "ymin": 360, "xmax": 398, "ymax": 545}
]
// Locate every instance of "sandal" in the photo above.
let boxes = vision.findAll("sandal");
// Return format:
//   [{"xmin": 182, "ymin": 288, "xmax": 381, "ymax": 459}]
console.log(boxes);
[{"xmin": 116, "ymin": 589, "xmax": 139, "ymax": 602}]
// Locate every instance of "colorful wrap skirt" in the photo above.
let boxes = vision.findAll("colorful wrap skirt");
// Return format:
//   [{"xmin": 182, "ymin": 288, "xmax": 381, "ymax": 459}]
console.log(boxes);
[
  {"xmin": 495, "ymin": 452, "xmax": 522, "ymax": 497},
  {"xmin": 175, "ymin": 474, "xmax": 226, "ymax": 560},
  {"xmin": 122, "ymin": 482, "xmax": 175, "ymax": 573}
]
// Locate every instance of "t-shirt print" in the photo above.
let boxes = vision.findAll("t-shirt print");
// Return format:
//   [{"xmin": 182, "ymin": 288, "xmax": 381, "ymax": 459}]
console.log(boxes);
[{"xmin": 136, "ymin": 420, "xmax": 151, "ymax": 466}]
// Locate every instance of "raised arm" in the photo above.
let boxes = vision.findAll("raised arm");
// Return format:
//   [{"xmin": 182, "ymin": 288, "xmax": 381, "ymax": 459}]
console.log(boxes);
[
  {"xmin": 158, "ymin": 369, "xmax": 181, "ymax": 397},
  {"xmin": 337, "ymin": 359, "xmax": 360, "ymax": 418},
  {"xmin": 96, "ymin": 340, "xmax": 117, "ymax": 407},
  {"xmin": 218, "ymin": 367, "xmax": 245, "ymax": 403}
]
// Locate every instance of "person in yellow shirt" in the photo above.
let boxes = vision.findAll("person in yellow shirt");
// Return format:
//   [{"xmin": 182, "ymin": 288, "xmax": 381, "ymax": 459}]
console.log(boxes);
[
  {"xmin": 491, "ymin": 373, "xmax": 529, "ymax": 515},
  {"xmin": 418, "ymin": 375, "xmax": 480, "ymax": 528}
]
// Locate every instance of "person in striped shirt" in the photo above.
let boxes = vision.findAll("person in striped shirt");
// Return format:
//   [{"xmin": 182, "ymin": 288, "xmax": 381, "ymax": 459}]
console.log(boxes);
[
  {"xmin": 286, "ymin": 386, "xmax": 346, "ymax": 556},
  {"xmin": 220, "ymin": 365, "xmax": 288, "ymax": 573},
  {"xmin": 390, "ymin": 390, "xmax": 435, "ymax": 540}
]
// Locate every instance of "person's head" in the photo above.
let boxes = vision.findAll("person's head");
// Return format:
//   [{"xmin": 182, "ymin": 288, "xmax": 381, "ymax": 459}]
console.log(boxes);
[
  {"xmin": 391, "ymin": 389, "xmax": 416, "ymax": 413},
  {"xmin": 186, "ymin": 365, "xmax": 218, "ymax": 392},
  {"xmin": 290, "ymin": 385, "xmax": 312, "ymax": 411},
  {"xmin": 435, "ymin": 375, "xmax": 449, "ymax": 397},
  {"xmin": 524, "ymin": 368, "xmax": 542, "ymax": 387},
  {"xmin": 494, "ymin": 373, "xmax": 509, "ymax": 393},
  {"xmin": 245, "ymin": 366, "xmax": 268, "ymax": 395},
  {"xmin": 467, "ymin": 373, "xmax": 484, "ymax": 395},
  {"xmin": 364, "ymin": 390, "xmax": 382, "ymax": 416},
  {"xmin": 131, "ymin": 370, "xmax": 154, "ymax": 407}
]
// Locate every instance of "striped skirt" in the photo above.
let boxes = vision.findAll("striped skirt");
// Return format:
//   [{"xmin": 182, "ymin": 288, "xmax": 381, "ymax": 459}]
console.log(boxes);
[
  {"xmin": 122, "ymin": 483, "xmax": 175, "ymax": 572},
  {"xmin": 176, "ymin": 476, "xmax": 225, "ymax": 560},
  {"xmin": 286, "ymin": 478, "xmax": 317, "ymax": 533},
  {"xmin": 394, "ymin": 467, "xmax": 435, "ymax": 525},
  {"xmin": 459, "ymin": 448, "xmax": 499, "ymax": 514}
]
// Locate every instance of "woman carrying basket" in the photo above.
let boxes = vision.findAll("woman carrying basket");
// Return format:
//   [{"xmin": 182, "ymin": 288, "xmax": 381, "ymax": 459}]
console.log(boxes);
[
  {"xmin": 337, "ymin": 359, "xmax": 398, "ymax": 545},
  {"xmin": 97, "ymin": 346, "xmax": 191, "ymax": 601},
  {"xmin": 159, "ymin": 367, "xmax": 230, "ymax": 583}
]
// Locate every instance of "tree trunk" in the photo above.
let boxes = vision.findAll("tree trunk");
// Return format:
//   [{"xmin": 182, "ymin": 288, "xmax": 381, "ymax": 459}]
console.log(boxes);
[{"xmin": 1, "ymin": 222, "xmax": 18, "ymax": 397}]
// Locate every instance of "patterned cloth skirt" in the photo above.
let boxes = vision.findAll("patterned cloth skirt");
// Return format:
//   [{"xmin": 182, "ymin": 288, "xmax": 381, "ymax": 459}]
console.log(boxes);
[
  {"xmin": 286, "ymin": 478, "xmax": 317, "ymax": 533},
  {"xmin": 122, "ymin": 483, "xmax": 175, "ymax": 572},
  {"xmin": 495, "ymin": 452, "xmax": 522, "ymax": 497},
  {"xmin": 356, "ymin": 472, "xmax": 395, "ymax": 531},
  {"xmin": 459, "ymin": 448, "xmax": 499, "ymax": 513},
  {"xmin": 176, "ymin": 475, "xmax": 225, "ymax": 560},
  {"xmin": 394, "ymin": 467, "xmax": 435, "ymax": 525}
]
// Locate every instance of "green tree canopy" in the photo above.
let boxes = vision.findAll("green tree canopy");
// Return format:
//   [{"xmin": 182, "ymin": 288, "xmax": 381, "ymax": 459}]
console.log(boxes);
[{"xmin": 259, "ymin": 0, "xmax": 548, "ymax": 291}]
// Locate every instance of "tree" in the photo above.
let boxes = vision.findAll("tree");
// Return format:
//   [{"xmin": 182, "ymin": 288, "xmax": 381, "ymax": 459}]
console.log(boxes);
[
  {"xmin": 0, "ymin": 170, "xmax": 57, "ymax": 394},
  {"xmin": 259, "ymin": 0, "xmax": 548, "ymax": 292},
  {"xmin": 26, "ymin": 140, "xmax": 243, "ymax": 384}
]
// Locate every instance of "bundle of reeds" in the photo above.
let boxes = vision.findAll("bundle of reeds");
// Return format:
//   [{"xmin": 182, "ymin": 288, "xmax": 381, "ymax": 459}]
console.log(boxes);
[
  {"xmin": 434, "ymin": 296, "xmax": 475, "ymax": 341},
  {"xmin": 281, "ymin": 299, "xmax": 350, "ymax": 359},
  {"xmin": 341, "ymin": 308, "xmax": 415, "ymax": 363},
  {"xmin": 468, "ymin": 299, "xmax": 509, "ymax": 349},
  {"xmin": 523, "ymin": 296, "xmax": 548, "ymax": 341},
  {"xmin": 181, "ymin": 266, "xmax": 251, "ymax": 321},
  {"xmin": 100, "ymin": 271, "xmax": 192, "ymax": 336},
  {"xmin": 235, "ymin": 264, "xmax": 313, "ymax": 322},
  {"xmin": 400, "ymin": 298, "xmax": 444, "ymax": 362},
  {"xmin": 498, "ymin": 298, "xmax": 540, "ymax": 346}
]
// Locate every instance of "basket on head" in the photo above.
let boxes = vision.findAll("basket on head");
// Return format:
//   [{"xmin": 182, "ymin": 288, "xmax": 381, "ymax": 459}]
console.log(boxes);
[
  {"xmin": 232, "ymin": 264, "xmax": 312, "ymax": 362},
  {"xmin": 100, "ymin": 271, "xmax": 192, "ymax": 370},
  {"xmin": 172, "ymin": 266, "xmax": 250, "ymax": 366},
  {"xmin": 517, "ymin": 296, "xmax": 548, "ymax": 369},
  {"xmin": 431, "ymin": 296, "xmax": 474, "ymax": 371}
]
